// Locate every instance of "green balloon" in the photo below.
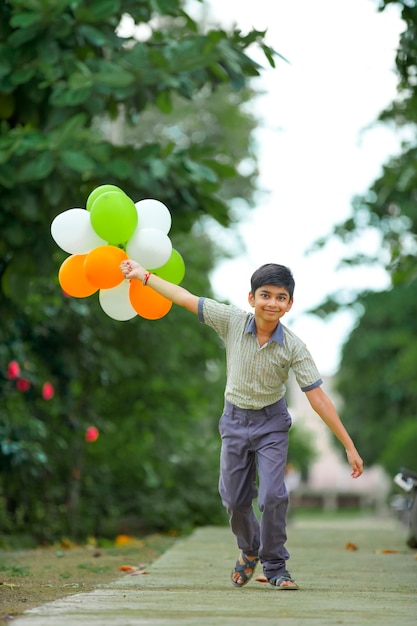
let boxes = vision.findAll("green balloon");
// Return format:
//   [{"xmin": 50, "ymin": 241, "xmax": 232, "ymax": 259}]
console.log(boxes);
[
  {"xmin": 86, "ymin": 184, "xmax": 124, "ymax": 212},
  {"xmin": 154, "ymin": 249, "xmax": 185, "ymax": 284},
  {"xmin": 90, "ymin": 192, "xmax": 138, "ymax": 243}
]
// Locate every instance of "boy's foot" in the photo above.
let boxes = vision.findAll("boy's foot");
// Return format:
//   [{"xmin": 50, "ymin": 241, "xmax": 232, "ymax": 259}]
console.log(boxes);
[
  {"xmin": 231, "ymin": 553, "xmax": 259, "ymax": 587},
  {"xmin": 269, "ymin": 574, "xmax": 299, "ymax": 590}
]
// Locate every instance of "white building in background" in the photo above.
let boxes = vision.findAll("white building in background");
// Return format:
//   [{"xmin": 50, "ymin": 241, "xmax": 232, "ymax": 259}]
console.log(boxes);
[{"xmin": 287, "ymin": 373, "xmax": 390, "ymax": 510}]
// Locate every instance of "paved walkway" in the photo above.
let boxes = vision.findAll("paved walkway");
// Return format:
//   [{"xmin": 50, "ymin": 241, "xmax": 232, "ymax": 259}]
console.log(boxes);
[{"xmin": 12, "ymin": 515, "xmax": 417, "ymax": 626}]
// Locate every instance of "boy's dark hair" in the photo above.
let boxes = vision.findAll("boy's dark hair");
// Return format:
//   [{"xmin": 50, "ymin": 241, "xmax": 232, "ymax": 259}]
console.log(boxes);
[{"xmin": 250, "ymin": 263, "xmax": 295, "ymax": 299}]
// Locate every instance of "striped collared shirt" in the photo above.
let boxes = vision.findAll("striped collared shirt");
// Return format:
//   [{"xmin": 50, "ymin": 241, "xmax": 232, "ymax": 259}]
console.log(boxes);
[{"xmin": 198, "ymin": 297, "xmax": 322, "ymax": 410}]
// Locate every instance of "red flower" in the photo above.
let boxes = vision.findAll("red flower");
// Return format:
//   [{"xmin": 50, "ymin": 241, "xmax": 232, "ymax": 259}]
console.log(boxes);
[
  {"xmin": 16, "ymin": 378, "xmax": 31, "ymax": 392},
  {"xmin": 42, "ymin": 381, "xmax": 55, "ymax": 400},
  {"xmin": 7, "ymin": 360, "xmax": 20, "ymax": 379},
  {"xmin": 85, "ymin": 426, "xmax": 99, "ymax": 443}
]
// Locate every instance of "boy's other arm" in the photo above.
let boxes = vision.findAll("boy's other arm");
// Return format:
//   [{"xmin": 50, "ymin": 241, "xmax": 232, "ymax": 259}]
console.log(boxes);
[
  {"xmin": 305, "ymin": 386, "xmax": 364, "ymax": 479},
  {"xmin": 120, "ymin": 259, "xmax": 199, "ymax": 314}
]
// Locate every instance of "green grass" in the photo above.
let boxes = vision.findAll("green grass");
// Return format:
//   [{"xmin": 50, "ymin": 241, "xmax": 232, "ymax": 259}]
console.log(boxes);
[{"xmin": 0, "ymin": 562, "xmax": 29, "ymax": 577}]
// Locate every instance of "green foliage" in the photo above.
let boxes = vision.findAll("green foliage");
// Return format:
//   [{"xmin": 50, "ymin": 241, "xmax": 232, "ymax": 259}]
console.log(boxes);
[
  {"xmin": 0, "ymin": 0, "xmax": 296, "ymax": 542},
  {"xmin": 1, "ymin": 232, "xmax": 228, "ymax": 540},
  {"xmin": 306, "ymin": 1, "xmax": 417, "ymax": 474},
  {"xmin": 335, "ymin": 284, "xmax": 417, "ymax": 468},
  {"xmin": 0, "ymin": 0, "xmax": 277, "ymax": 299},
  {"xmin": 381, "ymin": 418, "xmax": 417, "ymax": 474},
  {"xmin": 313, "ymin": 1, "xmax": 417, "ymax": 288},
  {"xmin": 287, "ymin": 424, "xmax": 317, "ymax": 478},
  {"xmin": 120, "ymin": 82, "xmax": 260, "ymax": 210}
]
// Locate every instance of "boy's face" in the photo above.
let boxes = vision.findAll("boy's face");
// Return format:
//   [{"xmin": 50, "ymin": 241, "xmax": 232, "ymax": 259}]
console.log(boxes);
[{"xmin": 248, "ymin": 284, "xmax": 293, "ymax": 324}]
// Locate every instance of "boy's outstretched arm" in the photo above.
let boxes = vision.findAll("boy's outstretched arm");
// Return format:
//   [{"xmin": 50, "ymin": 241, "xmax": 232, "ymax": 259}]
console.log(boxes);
[
  {"xmin": 120, "ymin": 259, "xmax": 200, "ymax": 314},
  {"xmin": 305, "ymin": 386, "xmax": 364, "ymax": 479}
]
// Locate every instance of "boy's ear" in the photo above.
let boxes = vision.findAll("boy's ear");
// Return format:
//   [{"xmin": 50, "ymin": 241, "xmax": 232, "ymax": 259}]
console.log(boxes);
[{"xmin": 248, "ymin": 291, "xmax": 255, "ymax": 307}]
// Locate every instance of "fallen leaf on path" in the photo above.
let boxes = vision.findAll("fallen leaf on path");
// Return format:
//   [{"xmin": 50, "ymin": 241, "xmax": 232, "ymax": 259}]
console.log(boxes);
[
  {"xmin": 0, "ymin": 582, "xmax": 19, "ymax": 589},
  {"xmin": 255, "ymin": 575, "xmax": 268, "ymax": 583},
  {"xmin": 127, "ymin": 569, "xmax": 149, "ymax": 576},
  {"xmin": 345, "ymin": 542, "xmax": 358, "ymax": 551},
  {"xmin": 376, "ymin": 549, "xmax": 400, "ymax": 554},
  {"xmin": 119, "ymin": 565, "xmax": 149, "ymax": 575}
]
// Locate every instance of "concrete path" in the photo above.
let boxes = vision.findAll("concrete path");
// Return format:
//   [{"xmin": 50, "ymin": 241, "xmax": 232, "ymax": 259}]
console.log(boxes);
[{"xmin": 12, "ymin": 515, "xmax": 417, "ymax": 626}]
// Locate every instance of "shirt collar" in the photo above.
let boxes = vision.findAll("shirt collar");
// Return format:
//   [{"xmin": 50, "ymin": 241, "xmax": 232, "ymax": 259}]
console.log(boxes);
[{"xmin": 245, "ymin": 315, "xmax": 284, "ymax": 346}]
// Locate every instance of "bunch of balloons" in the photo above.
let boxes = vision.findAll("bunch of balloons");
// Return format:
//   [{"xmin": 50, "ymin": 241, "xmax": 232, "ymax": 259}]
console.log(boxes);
[{"xmin": 51, "ymin": 185, "xmax": 185, "ymax": 321}]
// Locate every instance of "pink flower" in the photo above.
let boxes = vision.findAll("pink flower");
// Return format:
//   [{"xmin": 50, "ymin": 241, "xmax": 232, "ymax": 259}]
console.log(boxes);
[
  {"xmin": 42, "ymin": 381, "xmax": 55, "ymax": 400},
  {"xmin": 85, "ymin": 426, "xmax": 99, "ymax": 443},
  {"xmin": 7, "ymin": 360, "xmax": 20, "ymax": 379},
  {"xmin": 16, "ymin": 378, "xmax": 31, "ymax": 392}
]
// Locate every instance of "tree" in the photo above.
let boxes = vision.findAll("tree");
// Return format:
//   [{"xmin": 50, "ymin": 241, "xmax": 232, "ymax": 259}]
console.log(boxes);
[
  {"xmin": 309, "ymin": 0, "xmax": 417, "ymax": 473},
  {"xmin": 0, "ymin": 0, "xmax": 280, "ymax": 539},
  {"xmin": 0, "ymin": 0, "xmax": 277, "ymax": 298},
  {"xmin": 335, "ymin": 285, "xmax": 417, "ymax": 467}
]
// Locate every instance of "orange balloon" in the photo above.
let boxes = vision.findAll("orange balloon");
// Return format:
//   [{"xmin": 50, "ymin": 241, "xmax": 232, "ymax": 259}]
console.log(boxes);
[
  {"xmin": 84, "ymin": 245, "xmax": 127, "ymax": 289},
  {"xmin": 129, "ymin": 280, "xmax": 172, "ymax": 320},
  {"xmin": 58, "ymin": 254, "xmax": 98, "ymax": 298}
]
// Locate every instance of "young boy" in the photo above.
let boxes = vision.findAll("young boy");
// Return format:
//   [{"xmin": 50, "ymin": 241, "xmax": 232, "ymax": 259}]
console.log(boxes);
[{"xmin": 120, "ymin": 260, "xmax": 363, "ymax": 590}]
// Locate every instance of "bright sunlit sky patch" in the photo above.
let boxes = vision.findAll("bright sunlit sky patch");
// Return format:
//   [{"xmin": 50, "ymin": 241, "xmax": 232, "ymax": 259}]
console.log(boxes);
[{"xmin": 193, "ymin": 0, "xmax": 405, "ymax": 375}]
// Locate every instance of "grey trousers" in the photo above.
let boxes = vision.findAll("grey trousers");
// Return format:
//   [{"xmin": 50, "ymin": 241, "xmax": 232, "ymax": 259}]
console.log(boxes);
[{"xmin": 218, "ymin": 398, "xmax": 292, "ymax": 580}]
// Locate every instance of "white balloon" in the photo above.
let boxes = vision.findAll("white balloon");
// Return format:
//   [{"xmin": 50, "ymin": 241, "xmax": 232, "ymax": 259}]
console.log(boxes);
[
  {"xmin": 51, "ymin": 208, "xmax": 107, "ymax": 254},
  {"xmin": 135, "ymin": 198, "xmax": 172, "ymax": 234},
  {"xmin": 126, "ymin": 227, "xmax": 172, "ymax": 269},
  {"xmin": 99, "ymin": 281, "xmax": 137, "ymax": 321}
]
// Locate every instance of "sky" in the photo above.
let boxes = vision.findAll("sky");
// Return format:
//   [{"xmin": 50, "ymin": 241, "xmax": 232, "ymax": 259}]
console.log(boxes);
[{"xmin": 197, "ymin": 0, "xmax": 405, "ymax": 375}]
